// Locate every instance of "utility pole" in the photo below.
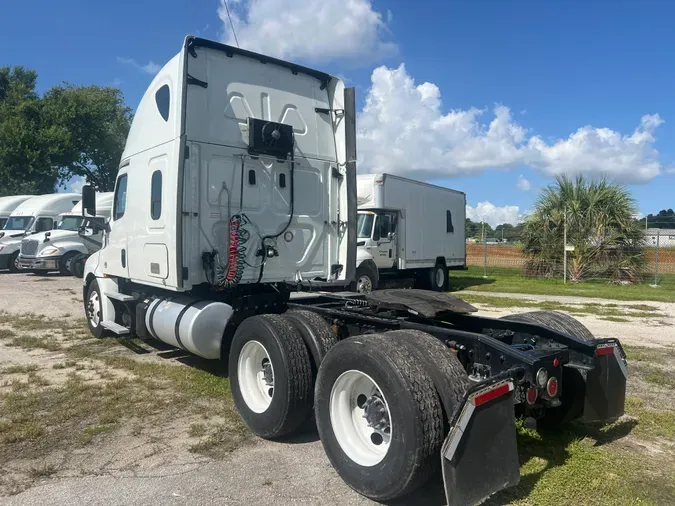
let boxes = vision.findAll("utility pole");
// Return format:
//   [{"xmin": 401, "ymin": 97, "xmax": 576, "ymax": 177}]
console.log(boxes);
[
  {"xmin": 563, "ymin": 207, "xmax": 567, "ymax": 284},
  {"xmin": 482, "ymin": 217, "xmax": 487, "ymax": 278}
]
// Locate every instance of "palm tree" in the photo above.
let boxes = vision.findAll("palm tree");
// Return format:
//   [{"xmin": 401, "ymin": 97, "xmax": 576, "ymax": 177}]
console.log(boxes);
[{"xmin": 522, "ymin": 175, "xmax": 645, "ymax": 283}]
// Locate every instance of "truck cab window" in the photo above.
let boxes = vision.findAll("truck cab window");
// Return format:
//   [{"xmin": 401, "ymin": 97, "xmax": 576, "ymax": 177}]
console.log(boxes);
[
  {"xmin": 446, "ymin": 210, "xmax": 454, "ymax": 233},
  {"xmin": 357, "ymin": 213, "xmax": 374, "ymax": 238},
  {"xmin": 35, "ymin": 217, "xmax": 54, "ymax": 232},
  {"xmin": 151, "ymin": 170, "xmax": 162, "ymax": 220},
  {"xmin": 373, "ymin": 215, "xmax": 391, "ymax": 242},
  {"xmin": 113, "ymin": 174, "xmax": 128, "ymax": 221},
  {"xmin": 155, "ymin": 85, "xmax": 170, "ymax": 122}
]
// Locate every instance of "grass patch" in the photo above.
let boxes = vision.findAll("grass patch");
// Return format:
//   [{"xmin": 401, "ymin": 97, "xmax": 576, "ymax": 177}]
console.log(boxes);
[
  {"xmin": 28, "ymin": 464, "xmax": 57, "ymax": 479},
  {"xmin": 461, "ymin": 293, "xmax": 664, "ymax": 319},
  {"xmin": 8, "ymin": 334, "xmax": 62, "ymax": 351},
  {"xmin": 487, "ymin": 420, "xmax": 675, "ymax": 505},
  {"xmin": 189, "ymin": 422, "xmax": 249, "ymax": 457},
  {"xmin": 80, "ymin": 424, "xmax": 118, "ymax": 445},
  {"xmin": 625, "ymin": 397, "xmax": 675, "ymax": 440},
  {"xmin": 600, "ymin": 316, "xmax": 631, "ymax": 323},
  {"xmin": 189, "ymin": 423, "xmax": 207, "ymax": 438},
  {"xmin": 0, "ymin": 328, "xmax": 17, "ymax": 340},
  {"xmin": 622, "ymin": 345, "xmax": 670, "ymax": 364},
  {"xmin": 452, "ymin": 266, "xmax": 675, "ymax": 303},
  {"xmin": 1, "ymin": 364, "xmax": 38, "ymax": 374}
]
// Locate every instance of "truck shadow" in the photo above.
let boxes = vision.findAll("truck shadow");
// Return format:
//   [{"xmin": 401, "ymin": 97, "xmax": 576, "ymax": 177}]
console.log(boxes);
[
  {"xmin": 389, "ymin": 418, "xmax": 637, "ymax": 506},
  {"xmin": 448, "ymin": 275, "xmax": 496, "ymax": 292}
]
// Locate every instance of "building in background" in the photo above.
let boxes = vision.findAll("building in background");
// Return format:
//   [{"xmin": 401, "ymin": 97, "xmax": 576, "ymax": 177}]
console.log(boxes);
[{"xmin": 645, "ymin": 228, "xmax": 675, "ymax": 247}]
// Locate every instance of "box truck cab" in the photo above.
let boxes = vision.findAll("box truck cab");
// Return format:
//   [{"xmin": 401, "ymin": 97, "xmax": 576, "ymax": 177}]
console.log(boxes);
[
  {"xmin": 0, "ymin": 193, "xmax": 81, "ymax": 272},
  {"xmin": 18, "ymin": 193, "xmax": 112, "ymax": 275},
  {"xmin": 0, "ymin": 195, "xmax": 34, "ymax": 229},
  {"xmin": 354, "ymin": 173, "xmax": 466, "ymax": 293}
]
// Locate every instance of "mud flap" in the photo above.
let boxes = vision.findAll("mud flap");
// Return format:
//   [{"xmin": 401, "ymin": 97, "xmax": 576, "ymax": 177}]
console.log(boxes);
[
  {"xmin": 442, "ymin": 378, "xmax": 520, "ymax": 506},
  {"xmin": 582, "ymin": 342, "xmax": 627, "ymax": 423}
]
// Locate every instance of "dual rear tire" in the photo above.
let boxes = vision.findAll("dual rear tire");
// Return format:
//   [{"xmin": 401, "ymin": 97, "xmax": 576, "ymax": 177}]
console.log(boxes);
[{"xmin": 229, "ymin": 315, "xmax": 468, "ymax": 502}]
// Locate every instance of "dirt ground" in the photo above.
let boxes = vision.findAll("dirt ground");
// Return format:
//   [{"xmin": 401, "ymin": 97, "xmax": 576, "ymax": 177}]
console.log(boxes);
[{"xmin": 1, "ymin": 273, "xmax": 674, "ymax": 505}]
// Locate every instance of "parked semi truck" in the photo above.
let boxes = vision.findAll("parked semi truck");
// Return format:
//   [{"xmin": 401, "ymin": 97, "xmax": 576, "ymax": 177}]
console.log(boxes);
[
  {"xmin": 0, "ymin": 193, "xmax": 81, "ymax": 272},
  {"xmin": 354, "ymin": 173, "xmax": 466, "ymax": 292},
  {"xmin": 18, "ymin": 193, "xmax": 113, "ymax": 276},
  {"xmin": 80, "ymin": 36, "xmax": 628, "ymax": 505},
  {"xmin": 0, "ymin": 195, "xmax": 34, "ymax": 229}
]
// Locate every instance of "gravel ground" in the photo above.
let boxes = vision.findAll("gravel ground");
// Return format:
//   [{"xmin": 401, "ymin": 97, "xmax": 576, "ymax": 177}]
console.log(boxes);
[{"xmin": 1, "ymin": 273, "xmax": 673, "ymax": 505}]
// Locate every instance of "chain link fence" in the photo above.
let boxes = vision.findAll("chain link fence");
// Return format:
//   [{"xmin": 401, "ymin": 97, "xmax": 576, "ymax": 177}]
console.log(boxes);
[{"xmin": 466, "ymin": 238, "xmax": 674, "ymax": 284}]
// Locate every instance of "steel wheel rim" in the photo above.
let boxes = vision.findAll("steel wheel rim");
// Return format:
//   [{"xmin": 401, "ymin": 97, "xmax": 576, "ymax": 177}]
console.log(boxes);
[
  {"xmin": 238, "ymin": 340, "xmax": 274, "ymax": 413},
  {"xmin": 435, "ymin": 267, "xmax": 444, "ymax": 287},
  {"xmin": 87, "ymin": 291, "xmax": 101, "ymax": 327},
  {"xmin": 356, "ymin": 275, "xmax": 373, "ymax": 293},
  {"xmin": 329, "ymin": 370, "xmax": 392, "ymax": 467}
]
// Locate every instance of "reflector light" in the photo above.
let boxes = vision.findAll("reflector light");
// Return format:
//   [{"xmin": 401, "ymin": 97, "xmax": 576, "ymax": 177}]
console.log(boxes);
[
  {"xmin": 553, "ymin": 357, "xmax": 560, "ymax": 368},
  {"xmin": 472, "ymin": 383, "xmax": 511, "ymax": 407},
  {"xmin": 596, "ymin": 345, "xmax": 615, "ymax": 356},
  {"xmin": 546, "ymin": 377, "xmax": 559, "ymax": 397},
  {"xmin": 526, "ymin": 387, "xmax": 537, "ymax": 405}
]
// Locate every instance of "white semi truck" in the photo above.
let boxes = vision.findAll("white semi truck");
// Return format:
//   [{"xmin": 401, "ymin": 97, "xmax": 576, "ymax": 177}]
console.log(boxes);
[
  {"xmin": 354, "ymin": 173, "xmax": 466, "ymax": 293},
  {"xmin": 18, "ymin": 193, "xmax": 113, "ymax": 276},
  {"xmin": 79, "ymin": 36, "xmax": 628, "ymax": 505},
  {"xmin": 0, "ymin": 193, "xmax": 81, "ymax": 272},
  {"xmin": 0, "ymin": 195, "xmax": 34, "ymax": 229}
]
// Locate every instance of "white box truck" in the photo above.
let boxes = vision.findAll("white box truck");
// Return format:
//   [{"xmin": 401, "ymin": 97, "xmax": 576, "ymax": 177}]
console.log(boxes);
[
  {"xmin": 354, "ymin": 173, "xmax": 466, "ymax": 292},
  {"xmin": 18, "ymin": 193, "xmax": 113, "ymax": 276},
  {"xmin": 77, "ymin": 36, "xmax": 628, "ymax": 506},
  {"xmin": 0, "ymin": 195, "xmax": 34, "ymax": 229},
  {"xmin": 0, "ymin": 193, "xmax": 81, "ymax": 272}
]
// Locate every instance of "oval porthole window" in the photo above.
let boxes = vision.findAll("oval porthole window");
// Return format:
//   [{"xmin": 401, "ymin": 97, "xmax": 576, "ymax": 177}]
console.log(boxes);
[{"xmin": 155, "ymin": 84, "xmax": 170, "ymax": 122}]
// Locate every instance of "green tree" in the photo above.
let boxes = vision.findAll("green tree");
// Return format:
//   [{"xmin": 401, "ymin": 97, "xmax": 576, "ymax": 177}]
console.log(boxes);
[
  {"xmin": 465, "ymin": 218, "xmax": 493, "ymax": 239},
  {"xmin": 522, "ymin": 175, "xmax": 645, "ymax": 282},
  {"xmin": 43, "ymin": 84, "xmax": 132, "ymax": 191},
  {"xmin": 639, "ymin": 209, "xmax": 675, "ymax": 229},
  {"xmin": 0, "ymin": 66, "xmax": 60, "ymax": 195}
]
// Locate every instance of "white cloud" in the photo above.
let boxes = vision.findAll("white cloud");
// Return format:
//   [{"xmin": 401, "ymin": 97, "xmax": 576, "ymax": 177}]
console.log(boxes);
[
  {"xmin": 516, "ymin": 174, "xmax": 531, "ymax": 191},
  {"xmin": 218, "ymin": 0, "xmax": 396, "ymax": 64},
  {"xmin": 466, "ymin": 202, "xmax": 521, "ymax": 228},
  {"xmin": 526, "ymin": 114, "xmax": 663, "ymax": 183},
  {"xmin": 68, "ymin": 177, "xmax": 85, "ymax": 194},
  {"xmin": 117, "ymin": 57, "xmax": 161, "ymax": 75},
  {"xmin": 357, "ymin": 64, "xmax": 664, "ymax": 183}
]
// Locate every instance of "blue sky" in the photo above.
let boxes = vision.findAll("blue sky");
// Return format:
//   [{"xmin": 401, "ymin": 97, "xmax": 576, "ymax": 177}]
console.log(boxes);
[{"xmin": 2, "ymin": 0, "xmax": 673, "ymax": 226}]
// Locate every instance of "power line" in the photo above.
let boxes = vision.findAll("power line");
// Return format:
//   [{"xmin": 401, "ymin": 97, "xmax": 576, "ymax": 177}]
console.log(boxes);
[{"xmin": 222, "ymin": 0, "xmax": 239, "ymax": 48}]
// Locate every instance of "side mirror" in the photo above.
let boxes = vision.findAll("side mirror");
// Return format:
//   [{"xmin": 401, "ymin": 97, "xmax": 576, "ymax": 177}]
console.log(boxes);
[
  {"xmin": 78, "ymin": 226, "xmax": 95, "ymax": 237},
  {"xmin": 387, "ymin": 232, "xmax": 396, "ymax": 241},
  {"xmin": 82, "ymin": 185, "xmax": 96, "ymax": 217}
]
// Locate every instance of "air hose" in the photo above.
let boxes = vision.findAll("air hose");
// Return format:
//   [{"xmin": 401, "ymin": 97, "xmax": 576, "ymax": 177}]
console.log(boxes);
[{"xmin": 214, "ymin": 214, "xmax": 251, "ymax": 289}]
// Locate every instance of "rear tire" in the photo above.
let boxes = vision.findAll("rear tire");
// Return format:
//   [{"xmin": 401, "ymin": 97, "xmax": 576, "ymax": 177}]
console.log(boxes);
[
  {"xmin": 315, "ymin": 333, "xmax": 444, "ymax": 501},
  {"xmin": 429, "ymin": 262, "xmax": 449, "ymax": 291},
  {"xmin": 501, "ymin": 310, "xmax": 594, "ymax": 426},
  {"xmin": 229, "ymin": 314, "xmax": 313, "ymax": 439},
  {"xmin": 382, "ymin": 330, "xmax": 469, "ymax": 421}
]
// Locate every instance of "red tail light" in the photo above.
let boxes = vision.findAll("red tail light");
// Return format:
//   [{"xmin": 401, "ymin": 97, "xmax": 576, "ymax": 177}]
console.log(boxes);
[
  {"xmin": 546, "ymin": 377, "xmax": 559, "ymax": 397},
  {"xmin": 526, "ymin": 387, "xmax": 538, "ymax": 405}
]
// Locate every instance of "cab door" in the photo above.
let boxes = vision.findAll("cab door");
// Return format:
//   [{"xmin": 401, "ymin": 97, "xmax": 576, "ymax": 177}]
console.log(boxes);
[
  {"xmin": 372, "ymin": 213, "xmax": 397, "ymax": 269},
  {"xmin": 102, "ymin": 170, "xmax": 129, "ymax": 278}
]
